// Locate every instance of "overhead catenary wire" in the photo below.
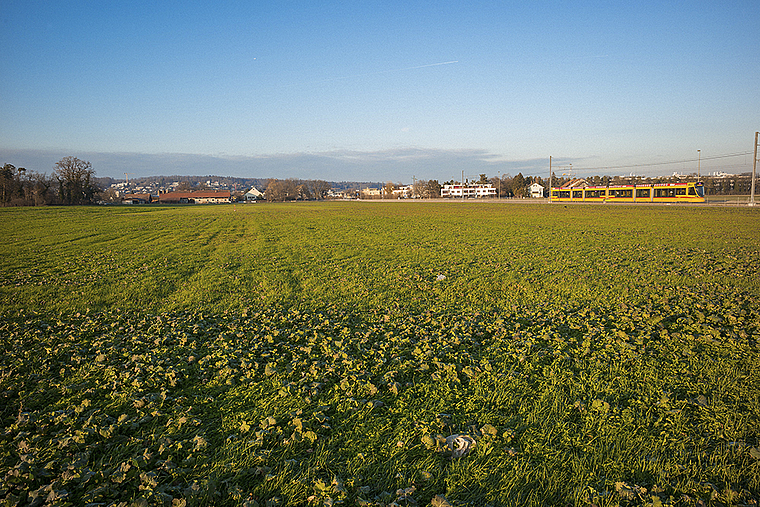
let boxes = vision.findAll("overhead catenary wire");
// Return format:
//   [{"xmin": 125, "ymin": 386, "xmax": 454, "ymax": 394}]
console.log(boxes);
[{"xmin": 571, "ymin": 151, "xmax": 753, "ymax": 173}]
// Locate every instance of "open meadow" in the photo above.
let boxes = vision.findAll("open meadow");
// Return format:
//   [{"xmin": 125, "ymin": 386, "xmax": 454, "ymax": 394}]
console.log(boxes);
[{"xmin": 1, "ymin": 202, "xmax": 759, "ymax": 507}]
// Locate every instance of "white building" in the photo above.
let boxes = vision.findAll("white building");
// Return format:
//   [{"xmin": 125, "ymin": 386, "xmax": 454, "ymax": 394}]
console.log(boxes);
[
  {"xmin": 529, "ymin": 182, "xmax": 545, "ymax": 198},
  {"xmin": 393, "ymin": 185, "xmax": 413, "ymax": 198},
  {"xmin": 440, "ymin": 183, "xmax": 496, "ymax": 198},
  {"xmin": 361, "ymin": 187, "xmax": 382, "ymax": 197},
  {"xmin": 474, "ymin": 183, "xmax": 497, "ymax": 198},
  {"xmin": 244, "ymin": 187, "xmax": 264, "ymax": 201}
]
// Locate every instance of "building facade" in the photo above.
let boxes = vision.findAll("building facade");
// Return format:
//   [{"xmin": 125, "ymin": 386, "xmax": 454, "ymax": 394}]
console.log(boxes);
[{"xmin": 440, "ymin": 183, "xmax": 496, "ymax": 198}]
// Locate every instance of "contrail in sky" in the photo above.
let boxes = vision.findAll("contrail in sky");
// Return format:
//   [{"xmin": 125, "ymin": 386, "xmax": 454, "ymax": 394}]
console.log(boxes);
[
  {"xmin": 310, "ymin": 60, "xmax": 459, "ymax": 84},
  {"xmin": 400, "ymin": 60, "xmax": 459, "ymax": 70}
]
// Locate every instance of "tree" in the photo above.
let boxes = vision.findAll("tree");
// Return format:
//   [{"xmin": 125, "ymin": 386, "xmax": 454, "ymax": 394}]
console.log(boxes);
[
  {"xmin": 265, "ymin": 179, "xmax": 284, "ymax": 202},
  {"xmin": 96, "ymin": 188, "xmax": 120, "ymax": 204},
  {"xmin": 423, "ymin": 180, "xmax": 441, "ymax": 198},
  {"xmin": 265, "ymin": 179, "xmax": 299, "ymax": 202},
  {"xmin": 1, "ymin": 163, "xmax": 55, "ymax": 206},
  {"xmin": 411, "ymin": 180, "xmax": 426, "ymax": 198},
  {"xmin": 296, "ymin": 182, "xmax": 311, "ymax": 200},
  {"xmin": 53, "ymin": 157, "xmax": 97, "ymax": 205},
  {"xmin": 306, "ymin": 180, "xmax": 331, "ymax": 200},
  {"xmin": 27, "ymin": 172, "xmax": 54, "ymax": 206},
  {"xmin": 383, "ymin": 182, "xmax": 395, "ymax": 199},
  {"xmin": 511, "ymin": 172, "xmax": 526, "ymax": 197},
  {"xmin": 1, "ymin": 164, "xmax": 21, "ymax": 205}
]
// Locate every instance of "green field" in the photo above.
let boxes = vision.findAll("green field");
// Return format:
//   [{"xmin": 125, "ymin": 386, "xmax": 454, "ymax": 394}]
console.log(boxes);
[{"xmin": 1, "ymin": 203, "xmax": 759, "ymax": 507}]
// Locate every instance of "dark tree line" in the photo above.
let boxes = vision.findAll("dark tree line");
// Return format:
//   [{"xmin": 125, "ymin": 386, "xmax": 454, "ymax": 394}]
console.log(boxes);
[
  {"xmin": 264, "ymin": 178, "xmax": 332, "ymax": 202},
  {"xmin": 1, "ymin": 163, "xmax": 55, "ymax": 206},
  {"xmin": 1, "ymin": 157, "xmax": 100, "ymax": 206},
  {"xmin": 492, "ymin": 173, "xmax": 546, "ymax": 198}
]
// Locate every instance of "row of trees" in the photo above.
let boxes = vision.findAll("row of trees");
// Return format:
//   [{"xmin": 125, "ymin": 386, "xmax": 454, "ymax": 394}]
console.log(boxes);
[
  {"xmin": 382, "ymin": 179, "xmax": 442, "ymax": 199},
  {"xmin": 264, "ymin": 178, "xmax": 332, "ymax": 202},
  {"xmin": 1, "ymin": 157, "xmax": 98, "ymax": 206},
  {"xmin": 3, "ymin": 158, "xmax": 755, "ymax": 207},
  {"xmin": 486, "ymin": 173, "xmax": 545, "ymax": 198},
  {"xmin": 0, "ymin": 164, "xmax": 51, "ymax": 206}
]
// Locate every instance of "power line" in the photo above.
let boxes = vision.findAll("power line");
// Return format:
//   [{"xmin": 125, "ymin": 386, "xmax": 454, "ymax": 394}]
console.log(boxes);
[{"xmin": 572, "ymin": 151, "xmax": 753, "ymax": 172}]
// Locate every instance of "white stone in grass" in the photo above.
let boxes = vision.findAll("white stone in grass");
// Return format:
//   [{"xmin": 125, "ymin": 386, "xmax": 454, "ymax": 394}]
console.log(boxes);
[{"xmin": 445, "ymin": 434, "xmax": 476, "ymax": 458}]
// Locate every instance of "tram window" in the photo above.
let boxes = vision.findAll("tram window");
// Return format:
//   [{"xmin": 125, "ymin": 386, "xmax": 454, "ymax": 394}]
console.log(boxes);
[
  {"xmin": 676, "ymin": 188, "xmax": 686, "ymax": 196},
  {"xmin": 559, "ymin": 191, "xmax": 570, "ymax": 199},
  {"xmin": 573, "ymin": 190, "xmax": 582, "ymax": 198},
  {"xmin": 695, "ymin": 185, "xmax": 704, "ymax": 197},
  {"xmin": 636, "ymin": 189, "xmax": 650, "ymax": 198},
  {"xmin": 688, "ymin": 187, "xmax": 695, "ymax": 195},
  {"xmin": 620, "ymin": 189, "xmax": 632, "ymax": 198},
  {"xmin": 552, "ymin": 191, "xmax": 558, "ymax": 197}
]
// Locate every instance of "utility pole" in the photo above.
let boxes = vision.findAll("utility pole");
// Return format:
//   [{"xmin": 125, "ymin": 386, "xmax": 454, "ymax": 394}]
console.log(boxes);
[
  {"xmin": 697, "ymin": 150, "xmax": 701, "ymax": 179},
  {"xmin": 750, "ymin": 131, "xmax": 758, "ymax": 206},
  {"xmin": 548, "ymin": 156, "xmax": 552, "ymax": 203}
]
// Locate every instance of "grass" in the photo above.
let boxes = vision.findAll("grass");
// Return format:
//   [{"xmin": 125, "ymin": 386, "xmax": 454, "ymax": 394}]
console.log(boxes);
[{"xmin": 0, "ymin": 202, "xmax": 759, "ymax": 507}]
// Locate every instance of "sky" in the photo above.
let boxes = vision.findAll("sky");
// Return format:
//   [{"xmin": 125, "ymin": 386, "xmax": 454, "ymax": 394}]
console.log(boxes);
[{"xmin": 1, "ymin": 1, "xmax": 758, "ymax": 182}]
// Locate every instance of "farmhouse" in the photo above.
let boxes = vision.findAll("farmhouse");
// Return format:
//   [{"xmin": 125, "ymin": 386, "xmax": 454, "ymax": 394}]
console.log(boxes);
[
  {"xmin": 244, "ymin": 187, "xmax": 264, "ymax": 201},
  {"xmin": 122, "ymin": 193, "xmax": 152, "ymax": 204},
  {"xmin": 158, "ymin": 190, "xmax": 231, "ymax": 204},
  {"xmin": 528, "ymin": 182, "xmax": 545, "ymax": 198}
]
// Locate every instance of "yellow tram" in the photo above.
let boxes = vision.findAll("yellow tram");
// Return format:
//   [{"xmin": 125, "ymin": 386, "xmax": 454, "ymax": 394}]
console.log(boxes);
[{"xmin": 550, "ymin": 182, "xmax": 705, "ymax": 203}]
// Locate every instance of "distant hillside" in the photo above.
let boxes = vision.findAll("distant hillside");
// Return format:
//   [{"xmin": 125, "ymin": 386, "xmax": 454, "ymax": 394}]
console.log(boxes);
[{"xmin": 107, "ymin": 175, "xmax": 385, "ymax": 192}]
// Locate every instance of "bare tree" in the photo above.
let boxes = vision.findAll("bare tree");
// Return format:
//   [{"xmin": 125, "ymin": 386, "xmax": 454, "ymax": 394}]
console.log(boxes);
[
  {"xmin": 306, "ymin": 179, "xmax": 331, "ymax": 200},
  {"xmin": 411, "ymin": 180, "xmax": 425, "ymax": 198},
  {"xmin": 26, "ymin": 172, "xmax": 54, "ymax": 206},
  {"xmin": 265, "ymin": 179, "xmax": 283, "ymax": 201},
  {"xmin": 383, "ymin": 182, "xmax": 395, "ymax": 199},
  {"xmin": 53, "ymin": 157, "xmax": 97, "ymax": 205},
  {"xmin": 265, "ymin": 179, "xmax": 300, "ymax": 202},
  {"xmin": 296, "ymin": 182, "xmax": 311, "ymax": 200}
]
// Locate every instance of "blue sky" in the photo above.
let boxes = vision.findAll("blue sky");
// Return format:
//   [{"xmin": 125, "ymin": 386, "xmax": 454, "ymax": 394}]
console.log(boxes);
[{"xmin": 1, "ymin": 1, "xmax": 757, "ymax": 182}]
